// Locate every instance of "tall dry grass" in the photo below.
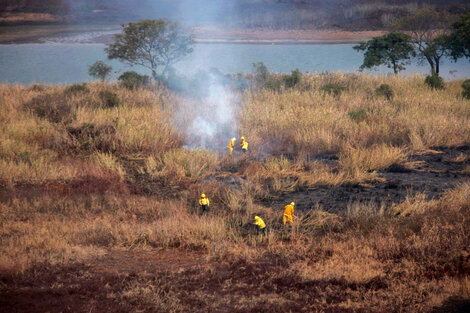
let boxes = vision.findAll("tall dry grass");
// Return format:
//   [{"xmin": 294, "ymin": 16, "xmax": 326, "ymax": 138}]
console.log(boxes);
[
  {"xmin": 1, "ymin": 76, "xmax": 469, "ymax": 311},
  {"xmin": 240, "ymin": 74, "xmax": 470, "ymax": 156}
]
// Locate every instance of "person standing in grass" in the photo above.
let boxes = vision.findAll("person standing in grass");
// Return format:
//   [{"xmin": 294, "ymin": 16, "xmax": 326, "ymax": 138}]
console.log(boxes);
[
  {"xmin": 227, "ymin": 137, "xmax": 236, "ymax": 156},
  {"xmin": 283, "ymin": 202, "xmax": 295, "ymax": 225},
  {"xmin": 253, "ymin": 216, "xmax": 266, "ymax": 235},
  {"xmin": 240, "ymin": 136, "xmax": 248, "ymax": 153},
  {"xmin": 199, "ymin": 193, "xmax": 210, "ymax": 212}
]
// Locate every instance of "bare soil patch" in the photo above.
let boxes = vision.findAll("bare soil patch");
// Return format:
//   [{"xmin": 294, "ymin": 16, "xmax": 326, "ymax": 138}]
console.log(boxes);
[{"xmin": 0, "ymin": 248, "xmax": 205, "ymax": 313}]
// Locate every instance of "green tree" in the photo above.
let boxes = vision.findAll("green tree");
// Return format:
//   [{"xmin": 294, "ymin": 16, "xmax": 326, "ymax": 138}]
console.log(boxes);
[
  {"xmin": 252, "ymin": 62, "xmax": 269, "ymax": 88},
  {"xmin": 446, "ymin": 12, "xmax": 470, "ymax": 62},
  {"xmin": 106, "ymin": 19, "xmax": 194, "ymax": 81},
  {"xmin": 118, "ymin": 71, "xmax": 150, "ymax": 90},
  {"xmin": 88, "ymin": 61, "xmax": 112, "ymax": 82},
  {"xmin": 393, "ymin": 8, "xmax": 453, "ymax": 75},
  {"xmin": 353, "ymin": 32, "xmax": 415, "ymax": 74}
]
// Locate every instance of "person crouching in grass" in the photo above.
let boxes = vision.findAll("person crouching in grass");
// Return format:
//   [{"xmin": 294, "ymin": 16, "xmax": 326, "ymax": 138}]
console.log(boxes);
[{"xmin": 254, "ymin": 215, "xmax": 266, "ymax": 235}]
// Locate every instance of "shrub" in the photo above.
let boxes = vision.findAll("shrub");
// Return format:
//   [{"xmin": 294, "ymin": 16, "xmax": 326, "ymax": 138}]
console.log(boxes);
[
  {"xmin": 252, "ymin": 62, "xmax": 269, "ymax": 88},
  {"xmin": 24, "ymin": 93, "xmax": 73, "ymax": 123},
  {"xmin": 99, "ymin": 90, "xmax": 120, "ymax": 108},
  {"xmin": 348, "ymin": 109, "xmax": 368, "ymax": 123},
  {"xmin": 321, "ymin": 83, "xmax": 346, "ymax": 97},
  {"xmin": 375, "ymin": 84, "xmax": 394, "ymax": 100},
  {"xmin": 283, "ymin": 69, "xmax": 302, "ymax": 88},
  {"xmin": 66, "ymin": 122, "xmax": 118, "ymax": 153},
  {"xmin": 264, "ymin": 79, "xmax": 282, "ymax": 91},
  {"xmin": 424, "ymin": 74, "xmax": 445, "ymax": 90},
  {"xmin": 462, "ymin": 79, "xmax": 470, "ymax": 99},
  {"xmin": 64, "ymin": 83, "xmax": 89, "ymax": 95},
  {"xmin": 118, "ymin": 71, "xmax": 150, "ymax": 90},
  {"xmin": 29, "ymin": 84, "xmax": 46, "ymax": 92}
]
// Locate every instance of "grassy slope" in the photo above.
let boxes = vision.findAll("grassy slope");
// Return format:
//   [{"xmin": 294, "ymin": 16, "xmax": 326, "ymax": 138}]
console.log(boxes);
[{"xmin": 0, "ymin": 75, "xmax": 469, "ymax": 312}]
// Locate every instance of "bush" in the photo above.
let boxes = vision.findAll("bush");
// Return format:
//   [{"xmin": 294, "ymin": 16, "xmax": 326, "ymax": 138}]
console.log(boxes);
[
  {"xmin": 99, "ymin": 90, "xmax": 120, "ymax": 108},
  {"xmin": 24, "ymin": 93, "xmax": 73, "ymax": 123},
  {"xmin": 252, "ymin": 62, "xmax": 269, "ymax": 88},
  {"xmin": 321, "ymin": 83, "xmax": 347, "ymax": 97},
  {"xmin": 64, "ymin": 83, "xmax": 89, "ymax": 95},
  {"xmin": 282, "ymin": 69, "xmax": 302, "ymax": 88},
  {"xmin": 118, "ymin": 71, "xmax": 150, "ymax": 90},
  {"xmin": 375, "ymin": 84, "xmax": 394, "ymax": 100},
  {"xmin": 424, "ymin": 74, "xmax": 445, "ymax": 90},
  {"xmin": 348, "ymin": 109, "xmax": 369, "ymax": 123},
  {"xmin": 67, "ymin": 122, "xmax": 118, "ymax": 153},
  {"xmin": 462, "ymin": 79, "xmax": 470, "ymax": 99},
  {"xmin": 264, "ymin": 79, "xmax": 282, "ymax": 91},
  {"xmin": 29, "ymin": 84, "xmax": 46, "ymax": 92}
]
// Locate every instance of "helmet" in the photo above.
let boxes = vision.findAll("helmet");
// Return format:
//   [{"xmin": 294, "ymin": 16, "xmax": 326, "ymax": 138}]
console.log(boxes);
[
  {"xmin": 241, "ymin": 136, "xmax": 245, "ymax": 140},
  {"xmin": 232, "ymin": 137, "xmax": 236, "ymax": 141},
  {"xmin": 201, "ymin": 193, "xmax": 206, "ymax": 198},
  {"xmin": 291, "ymin": 202, "xmax": 295, "ymax": 206},
  {"xmin": 254, "ymin": 216, "xmax": 260, "ymax": 219}
]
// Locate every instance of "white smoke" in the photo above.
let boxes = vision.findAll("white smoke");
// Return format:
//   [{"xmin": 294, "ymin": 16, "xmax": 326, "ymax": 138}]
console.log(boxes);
[
  {"xmin": 174, "ymin": 1, "xmax": 240, "ymax": 152},
  {"xmin": 179, "ymin": 72, "xmax": 239, "ymax": 151}
]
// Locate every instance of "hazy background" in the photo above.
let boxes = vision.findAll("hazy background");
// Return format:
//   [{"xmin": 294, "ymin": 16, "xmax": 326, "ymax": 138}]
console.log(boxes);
[{"xmin": 2, "ymin": 0, "xmax": 470, "ymax": 29}]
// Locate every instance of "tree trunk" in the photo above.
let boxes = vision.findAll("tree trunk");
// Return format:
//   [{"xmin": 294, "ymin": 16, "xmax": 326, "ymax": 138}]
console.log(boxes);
[
  {"xmin": 425, "ymin": 55, "xmax": 436, "ymax": 75},
  {"xmin": 391, "ymin": 58, "xmax": 398, "ymax": 74},
  {"xmin": 152, "ymin": 69, "xmax": 158, "ymax": 81},
  {"xmin": 434, "ymin": 56, "xmax": 440, "ymax": 75}
]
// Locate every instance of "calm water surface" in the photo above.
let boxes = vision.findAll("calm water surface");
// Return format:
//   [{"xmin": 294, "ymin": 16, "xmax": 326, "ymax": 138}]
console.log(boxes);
[{"xmin": 1, "ymin": 43, "xmax": 469, "ymax": 84}]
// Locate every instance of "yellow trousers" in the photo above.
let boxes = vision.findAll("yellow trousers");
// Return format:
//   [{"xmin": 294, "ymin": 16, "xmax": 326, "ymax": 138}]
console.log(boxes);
[
  {"xmin": 283, "ymin": 214, "xmax": 293, "ymax": 225},
  {"xmin": 228, "ymin": 147, "xmax": 233, "ymax": 155}
]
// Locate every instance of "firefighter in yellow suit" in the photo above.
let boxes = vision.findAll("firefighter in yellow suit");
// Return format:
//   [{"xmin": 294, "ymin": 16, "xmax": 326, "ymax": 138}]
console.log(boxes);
[
  {"xmin": 283, "ymin": 202, "xmax": 295, "ymax": 225},
  {"xmin": 199, "ymin": 193, "xmax": 210, "ymax": 212},
  {"xmin": 240, "ymin": 136, "xmax": 248, "ymax": 153},
  {"xmin": 254, "ymin": 216, "xmax": 266, "ymax": 235},
  {"xmin": 227, "ymin": 137, "xmax": 236, "ymax": 156}
]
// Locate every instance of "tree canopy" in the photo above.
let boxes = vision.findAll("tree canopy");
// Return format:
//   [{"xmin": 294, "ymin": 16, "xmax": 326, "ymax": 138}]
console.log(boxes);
[
  {"xmin": 354, "ymin": 32, "xmax": 415, "ymax": 74},
  {"xmin": 392, "ymin": 8, "xmax": 454, "ymax": 75},
  {"xmin": 106, "ymin": 19, "xmax": 194, "ymax": 80},
  {"xmin": 88, "ymin": 61, "xmax": 112, "ymax": 82},
  {"xmin": 446, "ymin": 11, "xmax": 470, "ymax": 62}
]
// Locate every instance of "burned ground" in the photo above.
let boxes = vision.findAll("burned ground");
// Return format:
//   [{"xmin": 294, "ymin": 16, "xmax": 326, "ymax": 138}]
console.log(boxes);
[
  {"xmin": 1, "ymin": 147, "xmax": 468, "ymax": 313},
  {"xmin": 266, "ymin": 147, "xmax": 470, "ymax": 213}
]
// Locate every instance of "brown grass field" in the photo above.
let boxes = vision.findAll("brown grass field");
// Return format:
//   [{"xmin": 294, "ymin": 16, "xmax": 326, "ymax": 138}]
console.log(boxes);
[{"xmin": 0, "ymin": 74, "xmax": 469, "ymax": 312}]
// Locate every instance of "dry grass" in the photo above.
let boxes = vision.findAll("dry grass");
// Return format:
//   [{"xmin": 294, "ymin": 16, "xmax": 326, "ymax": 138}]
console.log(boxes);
[
  {"xmin": 1, "ymin": 76, "xmax": 469, "ymax": 312},
  {"xmin": 240, "ymin": 74, "xmax": 470, "ymax": 155}
]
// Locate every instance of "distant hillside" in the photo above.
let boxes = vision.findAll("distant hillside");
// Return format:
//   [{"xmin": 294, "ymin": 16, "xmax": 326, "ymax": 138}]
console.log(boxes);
[{"xmin": 1, "ymin": 0, "xmax": 470, "ymax": 29}]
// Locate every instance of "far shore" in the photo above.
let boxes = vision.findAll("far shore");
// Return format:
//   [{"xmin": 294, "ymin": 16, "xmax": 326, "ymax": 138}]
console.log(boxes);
[{"xmin": 0, "ymin": 24, "xmax": 383, "ymax": 44}]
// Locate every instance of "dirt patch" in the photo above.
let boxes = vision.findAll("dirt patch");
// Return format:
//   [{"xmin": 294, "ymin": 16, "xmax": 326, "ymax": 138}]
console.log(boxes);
[
  {"xmin": 0, "ymin": 176, "xmax": 130, "ymax": 201},
  {"xmin": 0, "ymin": 251, "xmax": 364, "ymax": 313},
  {"xmin": 89, "ymin": 248, "xmax": 206, "ymax": 274},
  {"xmin": 266, "ymin": 147, "xmax": 470, "ymax": 213},
  {"xmin": 0, "ymin": 248, "xmax": 205, "ymax": 313}
]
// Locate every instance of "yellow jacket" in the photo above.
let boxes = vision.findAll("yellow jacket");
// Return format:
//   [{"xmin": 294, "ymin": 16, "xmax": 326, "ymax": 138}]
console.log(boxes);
[
  {"xmin": 284, "ymin": 204, "xmax": 294, "ymax": 216},
  {"xmin": 228, "ymin": 138, "xmax": 235, "ymax": 149},
  {"xmin": 241, "ymin": 140, "xmax": 248, "ymax": 150},
  {"xmin": 254, "ymin": 216, "xmax": 266, "ymax": 229},
  {"xmin": 199, "ymin": 197, "xmax": 210, "ymax": 206}
]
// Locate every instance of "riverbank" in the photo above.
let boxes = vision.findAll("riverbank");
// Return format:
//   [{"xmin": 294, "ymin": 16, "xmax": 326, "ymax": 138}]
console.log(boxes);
[{"xmin": 0, "ymin": 24, "xmax": 383, "ymax": 44}]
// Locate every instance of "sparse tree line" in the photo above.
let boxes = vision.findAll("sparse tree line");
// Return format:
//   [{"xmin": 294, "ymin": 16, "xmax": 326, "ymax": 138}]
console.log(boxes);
[
  {"xmin": 89, "ymin": 14, "xmax": 470, "ymax": 100},
  {"xmin": 354, "ymin": 9, "xmax": 470, "ymax": 86},
  {"xmin": 3, "ymin": 0, "xmax": 469, "ymax": 30}
]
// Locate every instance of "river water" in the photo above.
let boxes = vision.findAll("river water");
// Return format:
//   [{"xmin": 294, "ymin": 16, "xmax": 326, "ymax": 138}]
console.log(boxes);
[{"xmin": 1, "ymin": 42, "xmax": 469, "ymax": 84}]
